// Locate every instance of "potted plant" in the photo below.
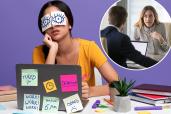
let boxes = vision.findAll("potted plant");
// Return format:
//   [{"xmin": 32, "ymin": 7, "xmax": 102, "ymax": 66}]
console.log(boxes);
[{"xmin": 112, "ymin": 78, "xmax": 135, "ymax": 112}]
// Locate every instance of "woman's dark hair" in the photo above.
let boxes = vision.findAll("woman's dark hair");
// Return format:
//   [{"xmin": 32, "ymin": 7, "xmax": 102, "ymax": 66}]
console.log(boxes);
[
  {"xmin": 38, "ymin": 0, "xmax": 74, "ymax": 60},
  {"xmin": 109, "ymin": 6, "xmax": 127, "ymax": 27},
  {"xmin": 38, "ymin": 0, "xmax": 74, "ymax": 35}
]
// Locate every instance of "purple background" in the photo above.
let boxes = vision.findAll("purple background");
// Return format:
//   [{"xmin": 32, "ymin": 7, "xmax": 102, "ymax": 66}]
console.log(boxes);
[{"xmin": 0, "ymin": 0, "xmax": 170, "ymax": 86}]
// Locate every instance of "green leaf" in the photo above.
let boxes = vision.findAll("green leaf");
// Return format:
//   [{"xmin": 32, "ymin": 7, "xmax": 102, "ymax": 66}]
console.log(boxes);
[{"xmin": 111, "ymin": 77, "xmax": 136, "ymax": 96}]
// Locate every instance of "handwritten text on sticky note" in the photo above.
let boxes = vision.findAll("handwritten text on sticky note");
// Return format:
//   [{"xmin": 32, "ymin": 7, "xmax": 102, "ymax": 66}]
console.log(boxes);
[
  {"xmin": 43, "ymin": 79, "xmax": 57, "ymax": 93},
  {"xmin": 21, "ymin": 69, "xmax": 38, "ymax": 86},
  {"xmin": 60, "ymin": 74, "xmax": 78, "ymax": 92},
  {"xmin": 23, "ymin": 94, "xmax": 40, "ymax": 111},
  {"xmin": 42, "ymin": 96, "xmax": 59, "ymax": 112},
  {"xmin": 63, "ymin": 94, "xmax": 83, "ymax": 114}
]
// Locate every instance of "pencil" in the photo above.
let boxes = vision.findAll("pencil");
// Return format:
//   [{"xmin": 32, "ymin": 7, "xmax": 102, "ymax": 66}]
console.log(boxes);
[{"xmin": 103, "ymin": 98, "xmax": 113, "ymax": 105}]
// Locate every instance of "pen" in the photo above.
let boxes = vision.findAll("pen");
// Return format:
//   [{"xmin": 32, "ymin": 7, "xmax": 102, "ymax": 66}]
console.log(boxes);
[
  {"xmin": 98, "ymin": 104, "xmax": 108, "ymax": 108},
  {"xmin": 103, "ymin": 98, "xmax": 113, "ymax": 105},
  {"xmin": 134, "ymin": 106, "xmax": 162, "ymax": 111}
]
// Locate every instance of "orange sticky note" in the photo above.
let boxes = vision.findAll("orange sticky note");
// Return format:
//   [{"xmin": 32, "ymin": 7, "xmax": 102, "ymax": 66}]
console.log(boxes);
[{"xmin": 43, "ymin": 79, "xmax": 57, "ymax": 93}]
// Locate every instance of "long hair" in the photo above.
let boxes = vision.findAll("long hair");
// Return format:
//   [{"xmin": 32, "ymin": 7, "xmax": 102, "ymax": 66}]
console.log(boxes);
[
  {"xmin": 38, "ymin": 0, "xmax": 74, "ymax": 60},
  {"xmin": 135, "ymin": 5, "xmax": 160, "ymax": 29}
]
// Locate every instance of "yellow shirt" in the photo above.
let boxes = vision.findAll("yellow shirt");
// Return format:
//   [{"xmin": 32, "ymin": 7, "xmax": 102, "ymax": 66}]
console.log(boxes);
[{"xmin": 32, "ymin": 38, "xmax": 107, "ymax": 86}]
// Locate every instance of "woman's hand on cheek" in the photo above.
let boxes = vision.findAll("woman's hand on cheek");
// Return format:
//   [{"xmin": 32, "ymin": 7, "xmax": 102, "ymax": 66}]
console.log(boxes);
[
  {"xmin": 82, "ymin": 81, "xmax": 90, "ymax": 99},
  {"xmin": 43, "ymin": 33, "xmax": 58, "ymax": 51}
]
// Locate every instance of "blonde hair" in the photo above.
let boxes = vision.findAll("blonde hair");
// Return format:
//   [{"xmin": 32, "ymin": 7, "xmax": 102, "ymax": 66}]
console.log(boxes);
[{"xmin": 135, "ymin": 5, "xmax": 160, "ymax": 29}]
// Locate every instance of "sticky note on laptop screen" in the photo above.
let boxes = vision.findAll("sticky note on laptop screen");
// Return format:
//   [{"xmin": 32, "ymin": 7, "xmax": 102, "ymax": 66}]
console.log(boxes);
[
  {"xmin": 43, "ymin": 79, "xmax": 57, "ymax": 93},
  {"xmin": 23, "ymin": 94, "xmax": 40, "ymax": 111},
  {"xmin": 60, "ymin": 74, "xmax": 78, "ymax": 92},
  {"xmin": 63, "ymin": 94, "xmax": 83, "ymax": 114},
  {"xmin": 42, "ymin": 96, "xmax": 59, "ymax": 112},
  {"xmin": 21, "ymin": 69, "xmax": 38, "ymax": 86}
]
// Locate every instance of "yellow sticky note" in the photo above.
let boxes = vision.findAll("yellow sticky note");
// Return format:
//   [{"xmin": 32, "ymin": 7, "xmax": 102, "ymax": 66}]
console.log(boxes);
[
  {"xmin": 43, "ymin": 79, "xmax": 57, "ymax": 93},
  {"xmin": 95, "ymin": 109, "xmax": 105, "ymax": 113},
  {"xmin": 137, "ymin": 111, "xmax": 151, "ymax": 114}
]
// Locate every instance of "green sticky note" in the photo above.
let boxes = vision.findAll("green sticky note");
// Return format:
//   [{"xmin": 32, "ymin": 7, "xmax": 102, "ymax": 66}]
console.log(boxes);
[
  {"xmin": 21, "ymin": 69, "xmax": 38, "ymax": 86},
  {"xmin": 42, "ymin": 96, "xmax": 59, "ymax": 112}
]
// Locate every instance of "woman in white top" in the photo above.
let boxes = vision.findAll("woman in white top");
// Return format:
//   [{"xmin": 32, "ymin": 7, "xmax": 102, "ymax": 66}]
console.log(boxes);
[{"xmin": 134, "ymin": 5, "xmax": 169, "ymax": 61}]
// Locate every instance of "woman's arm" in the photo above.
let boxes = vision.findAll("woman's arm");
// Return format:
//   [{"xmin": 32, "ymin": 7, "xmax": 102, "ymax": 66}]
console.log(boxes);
[
  {"xmin": 43, "ymin": 34, "xmax": 58, "ymax": 64},
  {"xmin": 150, "ymin": 31, "xmax": 169, "ymax": 51},
  {"xmin": 150, "ymin": 23, "xmax": 169, "ymax": 51},
  {"xmin": 89, "ymin": 61, "xmax": 119, "ymax": 97}
]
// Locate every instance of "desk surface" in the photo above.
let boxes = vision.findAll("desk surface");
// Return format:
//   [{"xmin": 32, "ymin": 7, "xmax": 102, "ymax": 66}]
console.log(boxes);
[{"xmin": 0, "ymin": 96, "xmax": 171, "ymax": 114}]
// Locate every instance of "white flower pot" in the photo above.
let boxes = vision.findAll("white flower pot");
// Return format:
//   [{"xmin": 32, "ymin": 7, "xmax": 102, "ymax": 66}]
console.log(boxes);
[
  {"xmin": 109, "ymin": 88, "xmax": 119, "ymax": 102},
  {"xmin": 114, "ymin": 95, "xmax": 131, "ymax": 112}
]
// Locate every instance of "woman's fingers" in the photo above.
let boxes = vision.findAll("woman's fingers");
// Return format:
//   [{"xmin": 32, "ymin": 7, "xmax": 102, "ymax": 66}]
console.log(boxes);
[{"xmin": 82, "ymin": 81, "xmax": 89, "ymax": 99}]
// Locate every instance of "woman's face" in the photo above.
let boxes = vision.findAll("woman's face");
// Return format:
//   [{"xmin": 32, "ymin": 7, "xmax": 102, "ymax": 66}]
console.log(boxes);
[
  {"xmin": 143, "ymin": 10, "xmax": 155, "ymax": 28},
  {"xmin": 44, "ymin": 6, "xmax": 71, "ymax": 41}
]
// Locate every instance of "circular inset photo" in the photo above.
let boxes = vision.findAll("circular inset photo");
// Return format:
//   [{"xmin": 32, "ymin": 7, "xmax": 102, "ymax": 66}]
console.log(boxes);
[{"xmin": 100, "ymin": 0, "xmax": 171, "ymax": 70}]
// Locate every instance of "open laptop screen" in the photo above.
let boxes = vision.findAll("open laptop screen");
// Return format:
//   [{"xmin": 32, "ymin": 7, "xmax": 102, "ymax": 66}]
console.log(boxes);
[{"xmin": 131, "ymin": 41, "xmax": 148, "ymax": 55}]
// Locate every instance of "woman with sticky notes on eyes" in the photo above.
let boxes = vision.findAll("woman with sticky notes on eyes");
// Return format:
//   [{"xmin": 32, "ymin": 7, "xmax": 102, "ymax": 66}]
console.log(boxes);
[{"xmin": 32, "ymin": 0, "xmax": 118, "ymax": 99}]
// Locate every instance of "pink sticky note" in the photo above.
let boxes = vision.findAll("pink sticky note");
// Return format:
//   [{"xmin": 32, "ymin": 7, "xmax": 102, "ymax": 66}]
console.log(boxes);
[{"xmin": 60, "ymin": 74, "xmax": 78, "ymax": 92}]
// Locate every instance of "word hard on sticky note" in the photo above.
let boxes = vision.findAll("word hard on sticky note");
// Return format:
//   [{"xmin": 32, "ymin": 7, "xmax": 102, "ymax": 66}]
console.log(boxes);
[
  {"xmin": 60, "ymin": 74, "xmax": 78, "ymax": 92},
  {"xmin": 21, "ymin": 69, "xmax": 38, "ymax": 86},
  {"xmin": 42, "ymin": 96, "xmax": 59, "ymax": 112},
  {"xmin": 63, "ymin": 94, "xmax": 83, "ymax": 114},
  {"xmin": 23, "ymin": 94, "xmax": 40, "ymax": 111},
  {"xmin": 43, "ymin": 79, "xmax": 57, "ymax": 93}
]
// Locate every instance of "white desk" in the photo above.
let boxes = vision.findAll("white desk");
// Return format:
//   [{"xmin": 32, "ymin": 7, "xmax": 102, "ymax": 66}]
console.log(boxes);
[{"xmin": 0, "ymin": 96, "xmax": 171, "ymax": 114}]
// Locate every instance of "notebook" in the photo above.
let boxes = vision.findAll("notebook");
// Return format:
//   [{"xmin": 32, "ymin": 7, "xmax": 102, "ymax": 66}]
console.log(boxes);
[
  {"xmin": 129, "ymin": 93, "xmax": 171, "ymax": 105},
  {"xmin": 132, "ymin": 84, "xmax": 171, "ymax": 96},
  {"xmin": 16, "ymin": 64, "xmax": 88, "ymax": 111},
  {"xmin": 136, "ymin": 93, "xmax": 169, "ymax": 100}
]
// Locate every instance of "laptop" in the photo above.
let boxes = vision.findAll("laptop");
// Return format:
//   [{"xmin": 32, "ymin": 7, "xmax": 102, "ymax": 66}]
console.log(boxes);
[
  {"xmin": 131, "ymin": 41, "xmax": 148, "ymax": 56},
  {"xmin": 126, "ymin": 41, "xmax": 148, "ymax": 66},
  {"xmin": 16, "ymin": 64, "xmax": 88, "ymax": 111}
]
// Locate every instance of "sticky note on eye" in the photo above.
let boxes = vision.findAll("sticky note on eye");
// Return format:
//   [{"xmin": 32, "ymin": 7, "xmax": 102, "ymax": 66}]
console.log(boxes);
[
  {"xmin": 41, "ymin": 14, "xmax": 51, "ymax": 32},
  {"xmin": 42, "ymin": 96, "xmax": 59, "ymax": 112},
  {"xmin": 60, "ymin": 74, "xmax": 78, "ymax": 92},
  {"xmin": 63, "ymin": 94, "xmax": 83, "ymax": 114},
  {"xmin": 43, "ymin": 79, "xmax": 57, "ymax": 93},
  {"xmin": 21, "ymin": 69, "xmax": 38, "ymax": 86},
  {"xmin": 41, "ymin": 11, "xmax": 66, "ymax": 32},
  {"xmin": 23, "ymin": 94, "xmax": 40, "ymax": 111},
  {"xmin": 51, "ymin": 11, "xmax": 66, "ymax": 26}
]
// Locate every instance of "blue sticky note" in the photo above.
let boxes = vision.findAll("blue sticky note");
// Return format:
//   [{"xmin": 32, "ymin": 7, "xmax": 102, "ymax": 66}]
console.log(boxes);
[
  {"xmin": 0, "ymin": 104, "xmax": 6, "ymax": 110},
  {"xmin": 23, "ymin": 94, "xmax": 40, "ymax": 111}
]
